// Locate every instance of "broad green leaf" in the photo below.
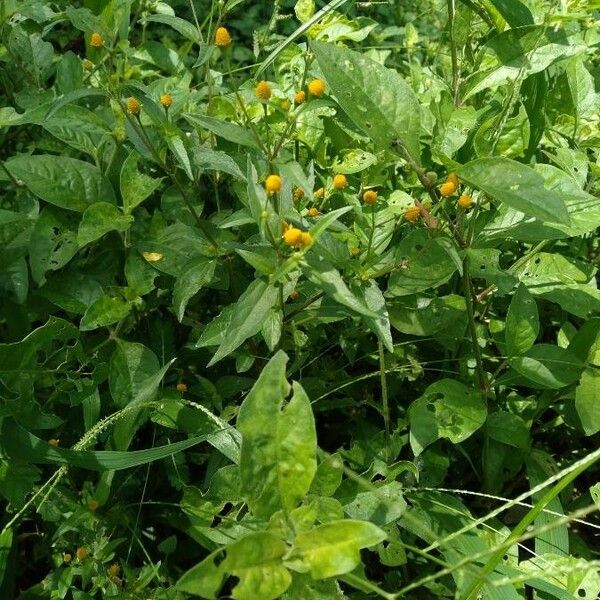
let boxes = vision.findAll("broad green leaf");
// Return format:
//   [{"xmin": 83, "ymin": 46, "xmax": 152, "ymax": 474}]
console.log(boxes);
[
  {"xmin": 458, "ymin": 158, "xmax": 570, "ymax": 225},
  {"xmin": 343, "ymin": 482, "xmax": 407, "ymax": 526},
  {"xmin": 487, "ymin": 411, "xmax": 530, "ymax": 450},
  {"xmin": 293, "ymin": 520, "xmax": 386, "ymax": 579},
  {"xmin": 302, "ymin": 255, "xmax": 379, "ymax": 318},
  {"xmin": 167, "ymin": 134, "xmax": 193, "ymax": 180},
  {"xmin": 566, "ymin": 56, "xmax": 597, "ymax": 122},
  {"xmin": 223, "ymin": 532, "xmax": 291, "ymax": 600},
  {"xmin": 574, "ymin": 324, "xmax": 600, "ymax": 436},
  {"xmin": 474, "ymin": 103, "xmax": 530, "ymax": 159},
  {"xmin": 0, "ymin": 460, "xmax": 40, "ymax": 508},
  {"xmin": 173, "ymin": 257, "xmax": 216, "ymax": 322},
  {"xmin": 0, "ymin": 257, "xmax": 28, "ymax": 304},
  {"xmin": 295, "ymin": 0, "xmax": 315, "ymax": 22},
  {"xmin": 176, "ymin": 550, "xmax": 225, "ymax": 599},
  {"xmin": 185, "ymin": 114, "xmax": 261, "ymax": 148},
  {"xmin": 144, "ymin": 13, "xmax": 201, "ymax": 42},
  {"xmin": 237, "ymin": 351, "xmax": 317, "ymax": 518},
  {"xmin": 261, "ymin": 308, "xmax": 283, "ymax": 352},
  {"xmin": 77, "ymin": 202, "xmax": 133, "ymax": 246},
  {"xmin": 120, "ymin": 153, "xmax": 163, "ymax": 213},
  {"xmin": 308, "ymin": 206, "xmax": 352, "ymax": 243},
  {"xmin": 466, "ymin": 248, "xmax": 517, "ymax": 295},
  {"xmin": 7, "ymin": 27, "xmax": 53, "ymax": 86},
  {"xmin": 40, "ymin": 272, "xmax": 103, "ymax": 314},
  {"xmin": 236, "ymin": 246, "xmax": 278, "ymax": 275},
  {"xmin": 0, "ymin": 418, "xmax": 211, "ymax": 471},
  {"xmin": 311, "ymin": 40, "xmax": 421, "ymax": 162},
  {"xmin": 487, "ymin": 0, "xmax": 534, "ymax": 27},
  {"xmin": 44, "ymin": 88, "xmax": 107, "ymax": 120},
  {"xmin": 510, "ymin": 345, "xmax": 584, "ymax": 389},
  {"xmin": 332, "ymin": 149, "xmax": 377, "ymax": 174},
  {"xmin": 109, "ymin": 340, "xmax": 172, "ymax": 407},
  {"xmin": 505, "ymin": 284, "xmax": 539, "ymax": 357},
  {"xmin": 408, "ymin": 379, "xmax": 487, "ymax": 456},
  {"xmin": 193, "ymin": 148, "xmax": 246, "ymax": 180},
  {"xmin": 79, "ymin": 293, "xmax": 133, "ymax": 331},
  {"xmin": 0, "ymin": 528, "xmax": 13, "ymax": 592},
  {"xmin": 6, "ymin": 155, "xmax": 115, "ymax": 212},
  {"xmin": 387, "ymin": 231, "xmax": 457, "ymax": 297},
  {"xmin": 29, "ymin": 207, "xmax": 79, "ymax": 285},
  {"xmin": 351, "ymin": 280, "xmax": 393, "ymax": 352},
  {"xmin": 208, "ymin": 279, "xmax": 280, "ymax": 366}
]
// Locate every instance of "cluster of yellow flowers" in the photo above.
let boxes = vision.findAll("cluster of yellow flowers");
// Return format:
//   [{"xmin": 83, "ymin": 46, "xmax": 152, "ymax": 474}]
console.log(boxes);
[
  {"xmin": 439, "ymin": 172, "xmax": 474, "ymax": 209},
  {"xmin": 282, "ymin": 225, "xmax": 312, "ymax": 248}
]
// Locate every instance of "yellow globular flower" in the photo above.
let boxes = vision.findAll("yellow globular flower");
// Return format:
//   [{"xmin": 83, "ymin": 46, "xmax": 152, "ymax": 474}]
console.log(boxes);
[
  {"xmin": 293, "ymin": 187, "xmax": 304, "ymax": 202},
  {"xmin": 63, "ymin": 553, "xmax": 72, "ymax": 563},
  {"xmin": 300, "ymin": 231, "xmax": 312, "ymax": 247},
  {"xmin": 107, "ymin": 563, "xmax": 121, "ymax": 580},
  {"xmin": 90, "ymin": 32, "xmax": 103, "ymax": 48},
  {"xmin": 176, "ymin": 382, "xmax": 187, "ymax": 394},
  {"xmin": 88, "ymin": 499, "xmax": 98, "ymax": 511},
  {"xmin": 404, "ymin": 205, "xmax": 421, "ymax": 223},
  {"xmin": 76, "ymin": 547, "xmax": 88, "ymax": 561},
  {"xmin": 160, "ymin": 94, "xmax": 173, "ymax": 108},
  {"xmin": 308, "ymin": 79, "xmax": 326, "ymax": 97},
  {"xmin": 307, "ymin": 207, "xmax": 319, "ymax": 217},
  {"xmin": 289, "ymin": 290, "xmax": 299, "ymax": 301},
  {"xmin": 214, "ymin": 26, "xmax": 232, "ymax": 47},
  {"xmin": 446, "ymin": 172, "xmax": 459, "ymax": 187},
  {"xmin": 363, "ymin": 190, "xmax": 378, "ymax": 205},
  {"xmin": 350, "ymin": 247, "xmax": 361, "ymax": 256},
  {"xmin": 265, "ymin": 174, "xmax": 282, "ymax": 194},
  {"xmin": 439, "ymin": 181, "xmax": 457, "ymax": 198},
  {"xmin": 48, "ymin": 438, "xmax": 59, "ymax": 447},
  {"xmin": 255, "ymin": 80, "xmax": 272, "ymax": 101},
  {"xmin": 294, "ymin": 90, "xmax": 306, "ymax": 104},
  {"xmin": 283, "ymin": 227, "xmax": 303, "ymax": 247},
  {"xmin": 458, "ymin": 194, "xmax": 473, "ymax": 209},
  {"xmin": 127, "ymin": 96, "xmax": 141, "ymax": 115},
  {"xmin": 333, "ymin": 174, "xmax": 347, "ymax": 190},
  {"xmin": 314, "ymin": 187, "xmax": 325, "ymax": 199},
  {"xmin": 82, "ymin": 59, "xmax": 94, "ymax": 71},
  {"xmin": 281, "ymin": 99, "xmax": 291, "ymax": 111}
]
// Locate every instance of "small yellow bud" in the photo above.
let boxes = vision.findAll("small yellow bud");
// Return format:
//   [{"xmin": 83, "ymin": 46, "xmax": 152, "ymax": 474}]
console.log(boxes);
[
  {"xmin": 308, "ymin": 79, "xmax": 326, "ymax": 97},
  {"xmin": 350, "ymin": 247, "xmax": 361, "ymax": 256},
  {"xmin": 439, "ymin": 181, "xmax": 457, "ymax": 197},
  {"xmin": 63, "ymin": 553, "xmax": 72, "ymax": 563},
  {"xmin": 265, "ymin": 174, "xmax": 282, "ymax": 193},
  {"xmin": 458, "ymin": 194, "xmax": 473, "ymax": 209},
  {"xmin": 82, "ymin": 59, "xmax": 94, "ymax": 71},
  {"xmin": 90, "ymin": 32, "xmax": 103, "ymax": 48},
  {"xmin": 127, "ymin": 96, "xmax": 141, "ymax": 114},
  {"xmin": 314, "ymin": 187, "xmax": 325, "ymax": 199},
  {"xmin": 214, "ymin": 26, "xmax": 232, "ymax": 47},
  {"xmin": 283, "ymin": 227, "xmax": 303, "ymax": 247},
  {"xmin": 88, "ymin": 499, "xmax": 98, "ymax": 511},
  {"xmin": 76, "ymin": 547, "xmax": 88, "ymax": 561},
  {"xmin": 293, "ymin": 187, "xmax": 305, "ymax": 201},
  {"xmin": 107, "ymin": 563, "xmax": 121, "ymax": 579},
  {"xmin": 307, "ymin": 207, "xmax": 319, "ymax": 217},
  {"xmin": 404, "ymin": 205, "xmax": 421, "ymax": 223},
  {"xmin": 255, "ymin": 80, "xmax": 272, "ymax": 101},
  {"xmin": 333, "ymin": 174, "xmax": 347, "ymax": 190},
  {"xmin": 281, "ymin": 99, "xmax": 291, "ymax": 111},
  {"xmin": 48, "ymin": 438, "xmax": 59, "ymax": 447},
  {"xmin": 299, "ymin": 231, "xmax": 312, "ymax": 247},
  {"xmin": 160, "ymin": 94, "xmax": 173, "ymax": 108},
  {"xmin": 294, "ymin": 90, "xmax": 306, "ymax": 104},
  {"xmin": 363, "ymin": 190, "xmax": 378, "ymax": 205},
  {"xmin": 289, "ymin": 290, "xmax": 299, "ymax": 301},
  {"xmin": 176, "ymin": 382, "xmax": 187, "ymax": 394}
]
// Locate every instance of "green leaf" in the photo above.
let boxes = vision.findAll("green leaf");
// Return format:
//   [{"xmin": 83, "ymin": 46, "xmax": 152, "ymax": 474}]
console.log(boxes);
[
  {"xmin": 458, "ymin": 158, "xmax": 570, "ymax": 225},
  {"xmin": 185, "ymin": 114, "xmax": 261, "ymax": 148},
  {"xmin": 6, "ymin": 155, "xmax": 115, "ymax": 212},
  {"xmin": 408, "ymin": 379, "xmax": 487, "ymax": 456},
  {"xmin": 575, "ymin": 324, "xmax": 600, "ymax": 436},
  {"xmin": 505, "ymin": 284, "xmax": 539, "ymax": 357},
  {"xmin": 40, "ymin": 272, "xmax": 103, "ymax": 314},
  {"xmin": 293, "ymin": 520, "xmax": 386, "ymax": 579},
  {"xmin": 343, "ymin": 482, "xmax": 407, "ymax": 526},
  {"xmin": 488, "ymin": 0, "xmax": 534, "ymax": 27},
  {"xmin": 310, "ymin": 40, "xmax": 421, "ymax": 162},
  {"xmin": 510, "ymin": 345, "xmax": 584, "ymax": 389},
  {"xmin": 351, "ymin": 280, "xmax": 393, "ymax": 352},
  {"xmin": 193, "ymin": 148, "xmax": 246, "ymax": 180},
  {"xmin": 332, "ymin": 149, "xmax": 377, "ymax": 174},
  {"xmin": 0, "ymin": 418, "xmax": 211, "ymax": 471},
  {"xmin": 387, "ymin": 231, "xmax": 457, "ymax": 297},
  {"xmin": 109, "ymin": 340, "xmax": 172, "ymax": 407},
  {"xmin": 486, "ymin": 411, "xmax": 530, "ymax": 450},
  {"xmin": 295, "ymin": 0, "xmax": 315, "ymax": 22},
  {"xmin": 261, "ymin": 308, "xmax": 283, "ymax": 352},
  {"xmin": 466, "ymin": 248, "xmax": 517, "ymax": 295},
  {"xmin": 79, "ymin": 293, "xmax": 133, "ymax": 331},
  {"xmin": 176, "ymin": 549, "xmax": 225, "ymax": 599},
  {"xmin": 302, "ymin": 255, "xmax": 379, "ymax": 318},
  {"xmin": 120, "ymin": 152, "xmax": 163, "ymax": 214},
  {"xmin": 208, "ymin": 279, "xmax": 280, "ymax": 366},
  {"xmin": 308, "ymin": 206, "xmax": 352, "ymax": 243},
  {"xmin": 223, "ymin": 532, "xmax": 291, "ymax": 600},
  {"xmin": 144, "ymin": 14, "xmax": 201, "ymax": 43},
  {"xmin": 173, "ymin": 257, "xmax": 216, "ymax": 322},
  {"xmin": 0, "ymin": 528, "xmax": 13, "ymax": 592},
  {"xmin": 237, "ymin": 351, "xmax": 317, "ymax": 518},
  {"xmin": 29, "ymin": 207, "xmax": 79, "ymax": 285},
  {"xmin": 77, "ymin": 202, "xmax": 133, "ymax": 246}
]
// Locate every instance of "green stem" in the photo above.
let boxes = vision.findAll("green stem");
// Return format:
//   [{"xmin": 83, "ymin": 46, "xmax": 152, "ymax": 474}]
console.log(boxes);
[
  {"xmin": 378, "ymin": 339, "xmax": 391, "ymax": 464},
  {"xmin": 447, "ymin": 0, "xmax": 460, "ymax": 104}
]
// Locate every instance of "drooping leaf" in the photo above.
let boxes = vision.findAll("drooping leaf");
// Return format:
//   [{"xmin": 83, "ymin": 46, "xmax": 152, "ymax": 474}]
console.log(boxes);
[
  {"xmin": 510, "ymin": 345, "xmax": 584, "ymax": 389},
  {"xmin": 120, "ymin": 152, "xmax": 163, "ymax": 213},
  {"xmin": 77, "ymin": 202, "xmax": 133, "ymax": 246},
  {"xmin": 505, "ymin": 284, "xmax": 539, "ymax": 357},
  {"xmin": 173, "ymin": 257, "xmax": 216, "ymax": 322}
]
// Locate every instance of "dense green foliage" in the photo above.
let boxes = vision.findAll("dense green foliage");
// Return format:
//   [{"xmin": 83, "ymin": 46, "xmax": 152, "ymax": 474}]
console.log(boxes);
[{"xmin": 0, "ymin": 1, "xmax": 599, "ymax": 599}]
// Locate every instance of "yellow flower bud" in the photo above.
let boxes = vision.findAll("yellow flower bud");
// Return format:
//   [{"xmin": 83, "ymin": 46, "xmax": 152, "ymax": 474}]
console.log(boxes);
[
  {"xmin": 350, "ymin": 247, "xmax": 361, "ymax": 256},
  {"xmin": 265, "ymin": 174, "xmax": 282, "ymax": 193},
  {"xmin": 404, "ymin": 205, "xmax": 421, "ymax": 223},
  {"xmin": 294, "ymin": 90, "xmax": 306, "ymax": 104},
  {"xmin": 314, "ymin": 187, "xmax": 325, "ymax": 199},
  {"xmin": 82, "ymin": 59, "xmax": 94, "ymax": 71},
  {"xmin": 214, "ymin": 26, "xmax": 232, "ymax": 47},
  {"xmin": 289, "ymin": 290, "xmax": 299, "ymax": 301},
  {"xmin": 176, "ymin": 382, "xmax": 187, "ymax": 394},
  {"xmin": 333, "ymin": 174, "xmax": 347, "ymax": 190},
  {"xmin": 300, "ymin": 231, "xmax": 312, "ymax": 247},
  {"xmin": 160, "ymin": 94, "xmax": 172, "ymax": 108},
  {"xmin": 293, "ymin": 187, "xmax": 304, "ymax": 201},
  {"xmin": 90, "ymin": 32, "xmax": 103, "ymax": 48},
  {"xmin": 76, "ymin": 547, "xmax": 88, "ymax": 561},
  {"xmin": 363, "ymin": 190, "xmax": 378, "ymax": 205},
  {"xmin": 283, "ymin": 227, "xmax": 303, "ymax": 247},
  {"xmin": 446, "ymin": 172, "xmax": 459, "ymax": 187},
  {"xmin": 458, "ymin": 194, "xmax": 473, "ymax": 209},
  {"xmin": 48, "ymin": 438, "xmax": 59, "ymax": 447},
  {"xmin": 127, "ymin": 96, "xmax": 141, "ymax": 114},
  {"xmin": 63, "ymin": 553, "xmax": 72, "ymax": 563},
  {"xmin": 255, "ymin": 80, "xmax": 271, "ymax": 101},
  {"xmin": 307, "ymin": 207, "xmax": 319, "ymax": 217},
  {"xmin": 308, "ymin": 79, "xmax": 326, "ymax": 97},
  {"xmin": 439, "ymin": 181, "xmax": 457, "ymax": 197}
]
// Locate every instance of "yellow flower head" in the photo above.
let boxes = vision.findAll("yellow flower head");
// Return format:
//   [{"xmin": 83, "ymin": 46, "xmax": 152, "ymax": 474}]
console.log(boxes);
[
  {"xmin": 294, "ymin": 90, "xmax": 306, "ymax": 104},
  {"xmin": 314, "ymin": 187, "xmax": 325, "ymax": 199},
  {"xmin": 160, "ymin": 94, "xmax": 173, "ymax": 108},
  {"xmin": 283, "ymin": 227, "xmax": 303, "ymax": 247},
  {"xmin": 90, "ymin": 32, "xmax": 103, "ymax": 48},
  {"xmin": 265, "ymin": 174, "xmax": 282, "ymax": 193},
  {"xmin": 82, "ymin": 59, "xmax": 94, "ymax": 71},
  {"xmin": 350, "ymin": 247, "xmax": 361, "ymax": 256},
  {"xmin": 76, "ymin": 547, "xmax": 88, "ymax": 561},
  {"xmin": 63, "ymin": 553, "xmax": 72, "ymax": 563},
  {"xmin": 308, "ymin": 79, "xmax": 326, "ymax": 97},
  {"xmin": 293, "ymin": 187, "xmax": 305, "ymax": 201},
  {"xmin": 333, "ymin": 174, "xmax": 347, "ymax": 190},
  {"xmin": 363, "ymin": 190, "xmax": 378, "ymax": 205},
  {"xmin": 176, "ymin": 382, "xmax": 187, "ymax": 394},
  {"xmin": 458, "ymin": 194, "xmax": 473, "ymax": 209},
  {"xmin": 446, "ymin": 172, "xmax": 459, "ymax": 187},
  {"xmin": 404, "ymin": 205, "xmax": 421, "ymax": 223},
  {"xmin": 289, "ymin": 290, "xmax": 299, "ymax": 301},
  {"xmin": 307, "ymin": 207, "xmax": 319, "ymax": 217},
  {"xmin": 300, "ymin": 231, "xmax": 312, "ymax": 247},
  {"xmin": 48, "ymin": 438, "xmax": 59, "ymax": 447},
  {"xmin": 107, "ymin": 563, "xmax": 121, "ymax": 579},
  {"xmin": 127, "ymin": 96, "xmax": 141, "ymax": 114},
  {"xmin": 439, "ymin": 181, "xmax": 457, "ymax": 197},
  {"xmin": 255, "ymin": 80, "xmax": 272, "ymax": 100},
  {"xmin": 214, "ymin": 26, "xmax": 232, "ymax": 47}
]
